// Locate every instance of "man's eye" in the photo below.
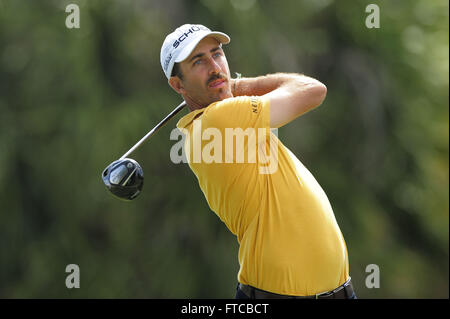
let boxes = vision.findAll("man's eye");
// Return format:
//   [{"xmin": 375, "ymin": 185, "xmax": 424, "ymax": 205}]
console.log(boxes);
[
  {"xmin": 214, "ymin": 52, "xmax": 222, "ymax": 58},
  {"xmin": 193, "ymin": 59, "xmax": 202, "ymax": 65}
]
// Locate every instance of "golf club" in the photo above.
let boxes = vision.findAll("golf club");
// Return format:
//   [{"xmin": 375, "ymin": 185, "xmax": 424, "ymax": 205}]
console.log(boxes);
[{"xmin": 102, "ymin": 100, "xmax": 187, "ymax": 200}]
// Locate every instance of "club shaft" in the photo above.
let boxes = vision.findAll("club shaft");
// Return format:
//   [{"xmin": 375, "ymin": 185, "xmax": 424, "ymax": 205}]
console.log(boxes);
[{"xmin": 120, "ymin": 101, "xmax": 187, "ymax": 160}]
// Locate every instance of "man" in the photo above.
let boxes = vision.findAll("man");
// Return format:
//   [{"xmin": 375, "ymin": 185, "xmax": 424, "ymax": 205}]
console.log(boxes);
[{"xmin": 160, "ymin": 24, "xmax": 356, "ymax": 299}]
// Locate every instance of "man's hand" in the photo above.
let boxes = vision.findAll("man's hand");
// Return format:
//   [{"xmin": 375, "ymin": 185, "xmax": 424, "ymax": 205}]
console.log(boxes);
[{"xmin": 231, "ymin": 73, "xmax": 327, "ymax": 128}]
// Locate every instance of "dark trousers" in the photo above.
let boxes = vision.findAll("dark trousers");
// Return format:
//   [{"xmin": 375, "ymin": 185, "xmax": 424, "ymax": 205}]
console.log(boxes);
[{"xmin": 234, "ymin": 283, "xmax": 358, "ymax": 299}]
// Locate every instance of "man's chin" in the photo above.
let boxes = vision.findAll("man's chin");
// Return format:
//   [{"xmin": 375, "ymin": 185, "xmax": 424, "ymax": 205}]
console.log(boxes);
[
  {"xmin": 209, "ymin": 90, "xmax": 233, "ymax": 103},
  {"xmin": 188, "ymin": 90, "xmax": 232, "ymax": 109}
]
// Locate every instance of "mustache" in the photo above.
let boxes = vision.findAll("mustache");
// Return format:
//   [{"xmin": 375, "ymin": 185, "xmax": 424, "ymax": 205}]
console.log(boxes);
[{"xmin": 206, "ymin": 73, "xmax": 227, "ymax": 86}]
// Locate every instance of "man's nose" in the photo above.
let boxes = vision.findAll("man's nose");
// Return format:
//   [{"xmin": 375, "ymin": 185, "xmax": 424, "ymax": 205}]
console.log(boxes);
[{"xmin": 207, "ymin": 57, "xmax": 221, "ymax": 75}]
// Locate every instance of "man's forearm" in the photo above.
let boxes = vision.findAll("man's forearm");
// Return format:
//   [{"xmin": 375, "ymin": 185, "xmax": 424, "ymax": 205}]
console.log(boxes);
[{"xmin": 232, "ymin": 73, "xmax": 322, "ymax": 97}]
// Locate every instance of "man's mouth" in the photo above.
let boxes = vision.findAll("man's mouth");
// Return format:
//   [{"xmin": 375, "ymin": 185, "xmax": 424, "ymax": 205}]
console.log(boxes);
[{"xmin": 208, "ymin": 78, "xmax": 226, "ymax": 89}]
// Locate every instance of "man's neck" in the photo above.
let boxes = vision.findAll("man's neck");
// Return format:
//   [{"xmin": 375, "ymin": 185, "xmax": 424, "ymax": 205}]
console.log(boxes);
[
  {"xmin": 183, "ymin": 93, "xmax": 234, "ymax": 112},
  {"xmin": 183, "ymin": 94, "xmax": 206, "ymax": 112}
]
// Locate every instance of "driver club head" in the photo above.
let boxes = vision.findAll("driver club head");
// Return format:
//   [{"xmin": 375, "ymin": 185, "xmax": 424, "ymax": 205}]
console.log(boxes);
[{"xmin": 102, "ymin": 158, "xmax": 144, "ymax": 201}]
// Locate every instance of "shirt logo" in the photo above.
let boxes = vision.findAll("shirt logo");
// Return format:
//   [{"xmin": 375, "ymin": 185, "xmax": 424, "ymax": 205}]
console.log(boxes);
[{"xmin": 251, "ymin": 97, "xmax": 259, "ymax": 114}]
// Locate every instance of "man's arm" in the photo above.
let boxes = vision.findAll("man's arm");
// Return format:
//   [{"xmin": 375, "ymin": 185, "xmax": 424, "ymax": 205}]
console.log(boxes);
[{"xmin": 231, "ymin": 73, "xmax": 327, "ymax": 128}]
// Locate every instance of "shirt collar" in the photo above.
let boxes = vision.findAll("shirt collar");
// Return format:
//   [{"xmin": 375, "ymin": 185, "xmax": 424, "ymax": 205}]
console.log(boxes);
[{"xmin": 176, "ymin": 108, "xmax": 205, "ymax": 129}]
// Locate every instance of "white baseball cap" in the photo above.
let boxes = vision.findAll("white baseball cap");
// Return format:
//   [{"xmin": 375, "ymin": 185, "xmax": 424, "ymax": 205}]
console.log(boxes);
[{"xmin": 160, "ymin": 24, "xmax": 230, "ymax": 79}]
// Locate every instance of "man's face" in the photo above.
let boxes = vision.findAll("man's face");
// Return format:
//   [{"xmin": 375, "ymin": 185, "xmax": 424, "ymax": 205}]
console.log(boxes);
[{"xmin": 174, "ymin": 37, "xmax": 232, "ymax": 109}]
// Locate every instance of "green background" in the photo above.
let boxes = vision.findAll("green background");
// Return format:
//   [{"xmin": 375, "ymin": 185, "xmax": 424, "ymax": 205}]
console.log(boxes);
[{"xmin": 0, "ymin": 0, "xmax": 448, "ymax": 298}]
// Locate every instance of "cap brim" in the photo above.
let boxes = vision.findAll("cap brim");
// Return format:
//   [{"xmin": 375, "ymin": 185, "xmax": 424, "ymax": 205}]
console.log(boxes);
[{"xmin": 174, "ymin": 31, "xmax": 231, "ymax": 64}]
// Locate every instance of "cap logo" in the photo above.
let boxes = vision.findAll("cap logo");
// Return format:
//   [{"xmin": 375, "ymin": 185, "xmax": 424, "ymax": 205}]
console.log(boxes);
[
  {"xmin": 163, "ymin": 53, "xmax": 172, "ymax": 72},
  {"xmin": 172, "ymin": 25, "xmax": 209, "ymax": 49}
]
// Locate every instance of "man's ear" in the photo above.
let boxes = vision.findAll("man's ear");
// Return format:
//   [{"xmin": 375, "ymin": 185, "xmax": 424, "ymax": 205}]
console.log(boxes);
[{"xmin": 169, "ymin": 76, "xmax": 185, "ymax": 94}]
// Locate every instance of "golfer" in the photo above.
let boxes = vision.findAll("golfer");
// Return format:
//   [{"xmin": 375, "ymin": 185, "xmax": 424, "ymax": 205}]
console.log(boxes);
[{"xmin": 160, "ymin": 24, "xmax": 356, "ymax": 299}]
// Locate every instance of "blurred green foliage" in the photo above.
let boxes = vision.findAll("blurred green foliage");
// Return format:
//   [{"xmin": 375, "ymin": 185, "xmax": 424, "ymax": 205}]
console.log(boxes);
[{"xmin": 0, "ymin": 0, "xmax": 448, "ymax": 298}]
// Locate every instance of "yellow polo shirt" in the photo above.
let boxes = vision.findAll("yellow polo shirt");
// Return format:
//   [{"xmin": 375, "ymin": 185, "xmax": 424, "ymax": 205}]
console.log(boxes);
[{"xmin": 176, "ymin": 96, "xmax": 349, "ymax": 296}]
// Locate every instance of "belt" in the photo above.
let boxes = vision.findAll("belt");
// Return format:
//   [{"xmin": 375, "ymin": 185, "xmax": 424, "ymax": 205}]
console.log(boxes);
[{"xmin": 238, "ymin": 277, "xmax": 354, "ymax": 299}]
